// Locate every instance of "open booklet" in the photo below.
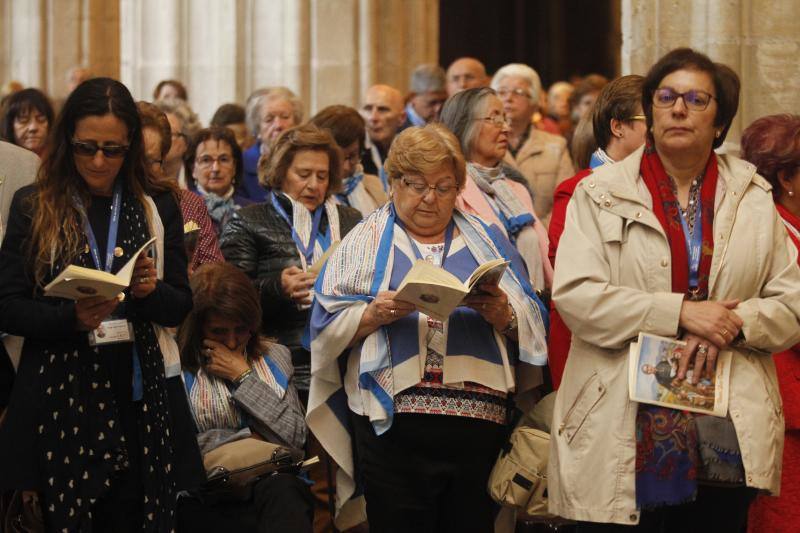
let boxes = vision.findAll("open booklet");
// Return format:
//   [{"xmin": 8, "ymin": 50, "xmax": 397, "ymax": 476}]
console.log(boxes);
[
  {"xmin": 44, "ymin": 237, "xmax": 157, "ymax": 300},
  {"xmin": 628, "ymin": 332, "xmax": 731, "ymax": 417},
  {"xmin": 394, "ymin": 258, "xmax": 510, "ymax": 322}
]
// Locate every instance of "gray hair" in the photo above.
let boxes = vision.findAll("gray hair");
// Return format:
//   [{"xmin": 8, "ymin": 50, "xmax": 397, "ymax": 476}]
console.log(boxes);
[
  {"xmin": 491, "ymin": 63, "xmax": 543, "ymax": 103},
  {"xmin": 154, "ymin": 97, "xmax": 202, "ymax": 139},
  {"xmin": 246, "ymin": 86, "xmax": 304, "ymax": 135},
  {"xmin": 439, "ymin": 87, "xmax": 495, "ymax": 161},
  {"xmin": 410, "ymin": 63, "xmax": 446, "ymax": 94}
]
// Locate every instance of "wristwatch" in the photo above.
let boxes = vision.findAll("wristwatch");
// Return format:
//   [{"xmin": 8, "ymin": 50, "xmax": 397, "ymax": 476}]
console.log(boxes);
[{"xmin": 500, "ymin": 305, "xmax": 518, "ymax": 336}]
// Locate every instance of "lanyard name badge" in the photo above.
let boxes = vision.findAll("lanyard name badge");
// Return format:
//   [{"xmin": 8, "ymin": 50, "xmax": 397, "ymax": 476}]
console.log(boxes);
[
  {"xmin": 78, "ymin": 180, "xmax": 135, "ymax": 346},
  {"xmin": 271, "ymin": 192, "xmax": 326, "ymax": 265},
  {"xmin": 678, "ymin": 200, "xmax": 703, "ymax": 300}
]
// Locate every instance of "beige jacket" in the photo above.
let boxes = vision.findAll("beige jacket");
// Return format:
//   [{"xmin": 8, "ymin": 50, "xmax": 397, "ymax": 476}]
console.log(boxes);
[
  {"xmin": 548, "ymin": 145, "xmax": 800, "ymax": 525},
  {"xmin": 504, "ymin": 128, "xmax": 574, "ymax": 227},
  {"xmin": 0, "ymin": 141, "xmax": 39, "ymax": 240}
]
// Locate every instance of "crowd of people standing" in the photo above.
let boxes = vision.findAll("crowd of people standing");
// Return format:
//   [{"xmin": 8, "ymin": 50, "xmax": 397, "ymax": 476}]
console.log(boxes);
[{"xmin": 0, "ymin": 47, "xmax": 799, "ymax": 533}]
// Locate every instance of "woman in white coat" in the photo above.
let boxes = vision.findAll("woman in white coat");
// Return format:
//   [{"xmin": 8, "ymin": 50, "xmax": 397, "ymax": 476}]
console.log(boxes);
[{"xmin": 549, "ymin": 48, "xmax": 800, "ymax": 532}]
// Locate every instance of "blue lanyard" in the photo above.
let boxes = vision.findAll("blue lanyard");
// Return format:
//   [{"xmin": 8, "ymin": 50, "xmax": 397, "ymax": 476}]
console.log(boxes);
[
  {"xmin": 393, "ymin": 206, "xmax": 455, "ymax": 268},
  {"xmin": 378, "ymin": 167, "xmax": 389, "ymax": 192},
  {"xmin": 270, "ymin": 192, "xmax": 326, "ymax": 264},
  {"xmin": 677, "ymin": 200, "xmax": 703, "ymax": 289},
  {"xmin": 76, "ymin": 179, "xmax": 123, "ymax": 273},
  {"xmin": 336, "ymin": 173, "xmax": 365, "ymax": 206}
]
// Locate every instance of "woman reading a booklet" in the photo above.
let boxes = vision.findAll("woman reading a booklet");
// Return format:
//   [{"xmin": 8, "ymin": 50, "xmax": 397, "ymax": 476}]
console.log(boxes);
[
  {"xmin": 307, "ymin": 124, "xmax": 549, "ymax": 531},
  {"xmin": 741, "ymin": 114, "xmax": 800, "ymax": 533},
  {"xmin": 0, "ymin": 78, "xmax": 203, "ymax": 531},
  {"xmin": 175, "ymin": 263, "xmax": 313, "ymax": 533},
  {"xmin": 549, "ymin": 48, "xmax": 800, "ymax": 532}
]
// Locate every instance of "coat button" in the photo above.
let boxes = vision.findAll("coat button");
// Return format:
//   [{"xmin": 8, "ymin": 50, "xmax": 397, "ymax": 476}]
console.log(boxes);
[
  {"xmin": 635, "ymin": 211, "xmax": 642, "ymax": 218},
  {"xmin": 660, "ymin": 258, "xmax": 669, "ymax": 267},
  {"xmin": 629, "ymin": 513, "xmax": 638, "ymax": 522},
  {"xmin": 588, "ymin": 181, "xmax": 596, "ymax": 188},
  {"xmin": 604, "ymin": 200, "xmax": 612, "ymax": 207}
]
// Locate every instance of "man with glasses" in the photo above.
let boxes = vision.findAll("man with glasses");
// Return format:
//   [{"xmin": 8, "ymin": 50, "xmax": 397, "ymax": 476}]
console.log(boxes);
[
  {"xmin": 402, "ymin": 64, "xmax": 448, "ymax": 129},
  {"xmin": 492, "ymin": 63, "xmax": 574, "ymax": 226}
]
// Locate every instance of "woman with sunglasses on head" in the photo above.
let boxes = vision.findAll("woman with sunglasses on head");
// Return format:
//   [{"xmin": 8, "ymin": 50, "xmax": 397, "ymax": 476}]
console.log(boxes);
[
  {"xmin": 307, "ymin": 124, "xmax": 548, "ymax": 532},
  {"xmin": 549, "ymin": 48, "xmax": 800, "ymax": 531},
  {"xmin": 0, "ymin": 77, "xmax": 204, "ymax": 532},
  {"xmin": 440, "ymin": 87, "xmax": 552, "ymax": 292},
  {"xmin": 185, "ymin": 126, "xmax": 253, "ymax": 236}
]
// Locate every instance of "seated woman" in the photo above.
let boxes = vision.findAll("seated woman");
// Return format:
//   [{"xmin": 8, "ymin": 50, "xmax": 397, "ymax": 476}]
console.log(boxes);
[
  {"xmin": 176, "ymin": 262, "xmax": 313, "ymax": 533},
  {"xmin": 440, "ymin": 87, "xmax": 552, "ymax": 291},
  {"xmin": 219, "ymin": 124, "xmax": 361, "ymax": 399},
  {"xmin": 309, "ymin": 105, "xmax": 387, "ymax": 217},
  {"xmin": 307, "ymin": 124, "xmax": 548, "ymax": 532},
  {"xmin": 185, "ymin": 126, "xmax": 254, "ymax": 235},
  {"xmin": 0, "ymin": 87, "xmax": 55, "ymax": 157}
]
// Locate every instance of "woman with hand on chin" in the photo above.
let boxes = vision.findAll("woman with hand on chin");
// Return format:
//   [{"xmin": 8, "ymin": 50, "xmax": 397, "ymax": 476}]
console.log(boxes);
[
  {"xmin": 0, "ymin": 77, "xmax": 202, "ymax": 532},
  {"xmin": 549, "ymin": 48, "xmax": 800, "ymax": 531},
  {"xmin": 307, "ymin": 124, "xmax": 548, "ymax": 532}
]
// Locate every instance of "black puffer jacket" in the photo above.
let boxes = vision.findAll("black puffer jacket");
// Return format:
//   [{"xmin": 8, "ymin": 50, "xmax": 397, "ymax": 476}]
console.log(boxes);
[{"xmin": 219, "ymin": 194, "xmax": 361, "ymax": 389}]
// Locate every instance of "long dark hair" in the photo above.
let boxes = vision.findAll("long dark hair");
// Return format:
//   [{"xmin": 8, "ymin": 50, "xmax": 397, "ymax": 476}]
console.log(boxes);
[{"xmin": 28, "ymin": 77, "xmax": 174, "ymax": 286}]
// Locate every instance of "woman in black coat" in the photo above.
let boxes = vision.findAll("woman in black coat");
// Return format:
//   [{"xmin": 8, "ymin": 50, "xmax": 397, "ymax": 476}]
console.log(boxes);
[
  {"xmin": 219, "ymin": 124, "xmax": 361, "ymax": 398},
  {"xmin": 0, "ymin": 78, "xmax": 203, "ymax": 532}
]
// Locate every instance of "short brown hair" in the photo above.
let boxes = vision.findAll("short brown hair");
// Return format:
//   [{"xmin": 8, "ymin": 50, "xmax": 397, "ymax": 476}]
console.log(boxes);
[
  {"xmin": 741, "ymin": 114, "xmax": 800, "ymax": 199},
  {"xmin": 137, "ymin": 101, "xmax": 172, "ymax": 158},
  {"xmin": 569, "ymin": 74, "xmax": 608, "ymax": 109},
  {"xmin": 153, "ymin": 79, "xmax": 188, "ymax": 101},
  {"xmin": 591, "ymin": 75, "xmax": 644, "ymax": 150},
  {"xmin": 309, "ymin": 105, "xmax": 365, "ymax": 151},
  {"xmin": 263, "ymin": 124, "xmax": 343, "ymax": 195},
  {"xmin": 184, "ymin": 127, "xmax": 244, "ymax": 189},
  {"xmin": 211, "ymin": 103, "xmax": 246, "ymax": 127},
  {"xmin": 385, "ymin": 124, "xmax": 466, "ymax": 189},
  {"xmin": 642, "ymin": 48, "xmax": 740, "ymax": 150},
  {"xmin": 177, "ymin": 263, "xmax": 270, "ymax": 372}
]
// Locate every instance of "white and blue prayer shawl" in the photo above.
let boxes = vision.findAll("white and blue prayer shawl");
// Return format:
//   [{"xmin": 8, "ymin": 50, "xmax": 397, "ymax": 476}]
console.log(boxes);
[
  {"xmin": 306, "ymin": 204, "xmax": 548, "ymax": 529},
  {"xmin": 275, "ymin": 192, "xmax": 342, "ymax": 271},
  {"xmin": 183, "ymin": 352, "xmax": 288, "ymax": 433},
  {"xmin": 335, "ymin": 171, "xmax": 380, "ymax": 218},
  {"xmin": 589, "ymin": 147, "xmax": 615, "ymax": 169}
]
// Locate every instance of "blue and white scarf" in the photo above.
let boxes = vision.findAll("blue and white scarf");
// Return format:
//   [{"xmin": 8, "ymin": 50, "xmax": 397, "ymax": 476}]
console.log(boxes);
[{"xmin": 305, "ymin": 204, "xmax": 548, "ymax": 529}]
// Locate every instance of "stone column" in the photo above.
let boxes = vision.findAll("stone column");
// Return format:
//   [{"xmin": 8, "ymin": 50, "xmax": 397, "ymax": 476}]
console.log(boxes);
[{"xmin": 621, "ymin": 0, "xmax": 800, "ymax": 150}]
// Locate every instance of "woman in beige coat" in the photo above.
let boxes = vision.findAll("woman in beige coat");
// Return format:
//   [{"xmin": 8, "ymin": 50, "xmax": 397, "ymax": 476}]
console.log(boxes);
[{"xmin": 549, "ymin": 48, "xmax": 800, "ymax": 532}]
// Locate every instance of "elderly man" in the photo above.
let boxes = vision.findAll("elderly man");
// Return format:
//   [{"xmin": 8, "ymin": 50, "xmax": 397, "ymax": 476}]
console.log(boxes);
[
  {"xmin": 492, "ymin": 63, "xmax": 574, "ymax": 226},
  {"xmin": 241, "ymin": 87, "xmax": 303, "ymax": 202},
  {"xmin": 360, "ymin": 84, "xmax": 406, "ymax": 189},
  {"xmin": 445, "ymin": 57, "xmax": 489, "ymax": 96},
  {"xmin": 403, "ymin": 64, "xmax": 448, "ymax": 129}
]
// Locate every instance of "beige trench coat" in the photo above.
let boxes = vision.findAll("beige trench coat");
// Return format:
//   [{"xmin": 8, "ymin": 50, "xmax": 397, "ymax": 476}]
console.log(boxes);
[
  {"xmin": 548, "ymin": 145, "xmax": 800, "ymax": 525},
  {"xmin": 503, "ymin": 128, "xmax": 574, "ymax": 227}
]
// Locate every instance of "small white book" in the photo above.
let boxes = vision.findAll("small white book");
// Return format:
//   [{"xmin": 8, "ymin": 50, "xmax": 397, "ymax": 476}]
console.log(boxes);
[
  {"xmin": 395, "ymin": 258, "xmax": 509, "ymax": 322},
  {"xmin": 44, "ymin": 237, "xmax": 157, "ymax": 301},
  {"xmin": 628, "ymin": 332, "xmax": 731, "ymax": 417},
  {"xmin": 307, "ymin": 241, "xmax": 340, "ymax": 275}
]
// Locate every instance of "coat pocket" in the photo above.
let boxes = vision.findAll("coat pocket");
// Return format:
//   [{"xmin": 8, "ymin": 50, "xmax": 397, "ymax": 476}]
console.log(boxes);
[{"xmin": 558, "ymin": 372, "xmax": 607, "ymax": 445}]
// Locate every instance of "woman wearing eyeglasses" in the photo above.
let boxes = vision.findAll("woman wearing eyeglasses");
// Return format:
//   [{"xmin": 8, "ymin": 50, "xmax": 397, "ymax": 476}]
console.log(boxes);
[
  {"xmin": 185, "ymin": 126, "xmax": 254, "ymax": 236},
  {"xmin": 440, "ymin": 87, "xmax": 553, "ymax": 292},
  {"xmin": 0, "ymin": 77, "xmax": 203, "ymax": 531},
  {"xmin": 307, "ymin": 124, "xmax": 548, "ymax": 531},
  {"xmin": 549, "ymin": 48, "xmax": 800, "ymax": 531}
]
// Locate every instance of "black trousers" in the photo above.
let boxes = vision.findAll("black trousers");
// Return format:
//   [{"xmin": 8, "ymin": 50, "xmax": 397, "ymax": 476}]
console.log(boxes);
[
  {"xmin": 576, "ymin": 485, "xmax": 758, "ymax": 533},
  {"xmin": 352, "ymin": 413, "xmax": 506, "ymax": 533},
  {"xmin": 176, "ymin": 473, "xmax": 314, "ymax": 533}
]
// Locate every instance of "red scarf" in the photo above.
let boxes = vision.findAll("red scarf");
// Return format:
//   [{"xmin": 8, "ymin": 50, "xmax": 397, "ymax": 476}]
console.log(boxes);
[
  {"xmin": 639, "ymin": 143, "xmax": 719, "ymax": 297},
  {"xmin": 776, "ymin": 203, "xmax": 800, "ymax": 259}
]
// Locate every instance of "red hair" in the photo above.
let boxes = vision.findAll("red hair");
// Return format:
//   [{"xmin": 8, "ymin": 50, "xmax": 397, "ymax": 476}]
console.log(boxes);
[{"xmin": 741, "ymin": 114, "xmax": 800, "ymax": 198}]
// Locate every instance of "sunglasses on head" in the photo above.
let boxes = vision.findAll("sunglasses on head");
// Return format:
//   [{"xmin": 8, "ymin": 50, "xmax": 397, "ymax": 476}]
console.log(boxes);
[{"xmin": 71, "ymin": 139, "xmax": 130, "ymax": 159}]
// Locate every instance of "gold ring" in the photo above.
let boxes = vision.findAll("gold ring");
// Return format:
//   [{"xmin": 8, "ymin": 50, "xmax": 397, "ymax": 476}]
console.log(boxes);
[
  {"xmin": 390, "ymin": 308, "xmax": 396, "ymax": 317},
  {"xmin": 721, "ymin": 329, "xmax": 729, "ymax": 338},
  {"xmin": 697, "ymin": 344, "xmax": 709, "ymax": 355}
]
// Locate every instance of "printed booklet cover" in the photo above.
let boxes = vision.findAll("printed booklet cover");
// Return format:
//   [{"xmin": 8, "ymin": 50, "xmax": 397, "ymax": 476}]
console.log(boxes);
[{"xmin": 628, "ymin": 332, "xmax": 731, "ymax": 417}]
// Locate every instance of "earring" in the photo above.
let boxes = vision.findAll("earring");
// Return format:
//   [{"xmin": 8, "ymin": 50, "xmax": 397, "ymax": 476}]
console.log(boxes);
[
  {"xmin": 715, "ymin": 130, "xmax": 722, "ymax": 138},
  {"xmin": 790, "ymin": 190, "xmax": 795, "ymax": 197}
]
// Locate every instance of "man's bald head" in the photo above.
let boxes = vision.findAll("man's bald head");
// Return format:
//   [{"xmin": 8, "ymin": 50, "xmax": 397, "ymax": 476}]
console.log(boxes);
[
  {"xmin": 361, "ymin": 84, "xmax": 406, "ymax": 149},
  {"xmin": 446, "ymin": 57, "xmax": 488, "ymax": 96}
]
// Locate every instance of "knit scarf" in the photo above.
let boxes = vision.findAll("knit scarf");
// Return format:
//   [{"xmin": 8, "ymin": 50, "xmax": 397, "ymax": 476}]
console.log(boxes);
[
  {"xmin": 634, "ymin": 142, "xmax": 719, "ymax": 508},
  {"xmin": 39, "ymin": 189, "xmax": 176, "ymax": 531},
  {"xmin": 466, "ymin": 162, "xmax": 536, "ymax": 238},
  {"xmin": 202, "ymin": 186, "xmax": 238, "ymax": 232}
]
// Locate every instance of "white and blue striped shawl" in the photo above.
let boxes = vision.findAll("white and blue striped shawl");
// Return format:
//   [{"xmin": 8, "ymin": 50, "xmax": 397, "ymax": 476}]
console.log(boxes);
[{"xmin": 306, "ymin": 203, "xmax": 548, "ymax": 529}]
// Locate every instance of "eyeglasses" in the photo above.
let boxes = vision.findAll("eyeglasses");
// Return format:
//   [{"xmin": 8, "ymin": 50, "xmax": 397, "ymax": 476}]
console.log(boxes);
[
  {"xmin": 476, "ymin": 115, "xmax": 510, "ymax": 128},
  {"xmin": 400, "ymin": 177, "xmax": 458, "ymax": 197},
  {"xmin": 71, "ymin": 139, "xmax": 129, "ymax": 158},
  {"xmin": 196, "ymin": 154, "xmax": 234, "ymax": 168},
  {"xmin": 653, "ymin": 88, "xmax": 716, "ymax": 111},
  {"xmin": 629, "ymin": 114, "xmax": 646, "ymax": 121},
  {"xmin": 496, "ymin": 87, "xmax": 531, "ymax": 100}
]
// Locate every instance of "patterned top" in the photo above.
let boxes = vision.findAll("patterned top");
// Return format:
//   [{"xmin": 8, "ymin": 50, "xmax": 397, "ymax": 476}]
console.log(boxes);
[
  {"xmin": 180, "ymin": 189, "xmax": 224, "ymax": 271},
  {"xmin": 393, "ymin": 238, "xmax": 508, "ymax": 425}
]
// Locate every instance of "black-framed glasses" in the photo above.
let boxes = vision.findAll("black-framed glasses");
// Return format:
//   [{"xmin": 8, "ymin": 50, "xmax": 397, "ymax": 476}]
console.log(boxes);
[
  {"xmin": 400, "ymin": 177, "xmax": 457, "ymax": 197},
  {"xmin": 71, "ymin": 139, "xmax": 129, "ymax": 158},
  {"xmin": 196, "ymin": 154, "xmax": 234, "ymax": 168},
  {"xmin": 653, "ymin": 87, "xmax": 716, "ymax": 111}
]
